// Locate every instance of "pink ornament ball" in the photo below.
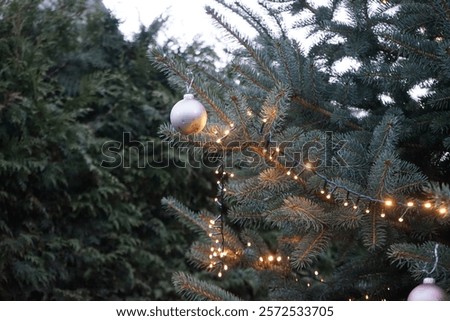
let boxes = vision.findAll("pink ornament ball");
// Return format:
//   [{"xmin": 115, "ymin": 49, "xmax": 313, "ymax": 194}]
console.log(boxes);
[{"xmin": 407, "ymin": 278, "xmax": 448, "ymax": 301}]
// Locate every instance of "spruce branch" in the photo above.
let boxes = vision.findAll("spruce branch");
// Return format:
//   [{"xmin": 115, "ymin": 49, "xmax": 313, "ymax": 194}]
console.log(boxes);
[
  {"xmin": 152, "ymin": 49, "xmax": 231, "ymax": 124},
  {"xmin": 172, "ymin": 272, "xmax": 241, "ymax": 301},
  {"xmin": 290, "ymin": 230, "xmax": 330, "ymax": 270}
]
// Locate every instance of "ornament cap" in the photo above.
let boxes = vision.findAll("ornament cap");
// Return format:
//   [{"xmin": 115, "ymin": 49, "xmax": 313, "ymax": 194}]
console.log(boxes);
[
  {"xmin": 423, "ymin": 277, "xmax": 436, "ymax": 284},
  {"xmin": 183, "ymin": 93, "xmax": 195, "ymax": 100}
]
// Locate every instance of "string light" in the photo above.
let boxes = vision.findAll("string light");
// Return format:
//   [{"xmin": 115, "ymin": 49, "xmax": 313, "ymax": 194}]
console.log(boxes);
[
  {"xmin": 380, "ymin": 212, "xmax": 386, "ymax": 218},
  {"xmin": 286, "ymin": 170, "xmax": 291, "ymax": 176},
  {"xmin": 438, "ymin": 207, "xmax": 447, "ymax": 215},
  {"xmin": 424, "ymin": 202, "xmax": 432, "ymax": 209},
  {"xmin": 314, "ymin": 271, "xmax": 319, "ymax": 276},
  {"xmin": 218, "ymin": 271, "xmax": 222, "ymax": 278},
  {"xmin": 224, "ymin": 129, "xmax": 230, "ymax": 135},
  {"xmin": 398, "ymin": 217, "xmax": 404, "ymax": 222},
  {"xmin": 343, "ymin": 200, "xmax": 349, "ymax": 207},
  {"xmin": 384, "ymin": 199, "xmax": 394, "ymax": 207},
  {"xmin": 230, "ymin": 173, "xmax": 235, "ymax": 178},
  {"xmin": 407, "ymin": 201, "xmax": 414, "ymax": 207},
  {"xmin": 247, "ymin": 242, "xmax": 252, "ymax": 247},
  {"xmin": 365, "ymin": 208, "xmax": 370, "ymax": 214},
  {"xmin": 268, "ymin": 255, "xmax": 274, "ymax": 262},
  {"xmin": 276, "ymin": 256, "xmax": 282, "ymax": 262},
  {"xmin": 259, "ymin": 257, "xmax": 264, "ymax": 262}
]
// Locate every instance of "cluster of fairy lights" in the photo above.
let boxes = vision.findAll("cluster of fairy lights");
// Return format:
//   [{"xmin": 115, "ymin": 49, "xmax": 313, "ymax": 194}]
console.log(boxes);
[{"xmin": 202, "ymin": 110, "xmax": 448, "ymax": 297}]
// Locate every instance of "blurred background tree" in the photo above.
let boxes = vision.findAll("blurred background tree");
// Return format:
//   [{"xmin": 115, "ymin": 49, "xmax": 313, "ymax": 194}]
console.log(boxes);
[{"xmin": 0, "ymin": 0, "xmax": 217, "ymax": 300}]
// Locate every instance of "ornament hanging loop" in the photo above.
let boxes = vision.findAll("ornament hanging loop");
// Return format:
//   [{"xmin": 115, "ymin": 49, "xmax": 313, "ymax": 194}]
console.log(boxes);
[
  {"xmin": 426, "ymin": 243, "xmax": 440, "ymax": 275},
  {"xmin": 185, "ymin": 71, "xmax": 194, "ymax": 94}
]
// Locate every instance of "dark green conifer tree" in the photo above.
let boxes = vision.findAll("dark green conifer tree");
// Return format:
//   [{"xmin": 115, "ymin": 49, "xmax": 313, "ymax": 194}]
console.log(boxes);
[
  {"xmin": 156, "ymin": 0, "xmax": 450, "ymax": 300},
  {"xmin": 0, "ymin": 0, "xmax": 214, "ymax": 300}
]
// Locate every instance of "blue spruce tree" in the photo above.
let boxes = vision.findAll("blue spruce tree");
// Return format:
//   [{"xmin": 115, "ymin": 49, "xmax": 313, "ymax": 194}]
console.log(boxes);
[{"xmin": 156, "ymin": 0, "xmax": 450, "ymax": 300}]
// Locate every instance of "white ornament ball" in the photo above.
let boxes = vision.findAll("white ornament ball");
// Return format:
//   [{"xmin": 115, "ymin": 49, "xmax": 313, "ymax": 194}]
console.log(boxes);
[
  {"xmin": 170, "ymin": 94, "xmax": 207, "ymax": 135},
  {"xmin": 407, "ymin": 278, "xmax": 448, "ymax": 301}
]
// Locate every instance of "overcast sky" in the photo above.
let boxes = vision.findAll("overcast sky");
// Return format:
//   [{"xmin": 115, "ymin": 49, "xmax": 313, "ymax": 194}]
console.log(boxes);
[{"xmin": 102, "ymin": 0, "xmax": 236, "ymax": 43}]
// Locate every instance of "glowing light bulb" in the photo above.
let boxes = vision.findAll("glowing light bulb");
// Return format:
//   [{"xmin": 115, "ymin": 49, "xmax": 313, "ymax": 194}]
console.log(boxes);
[
  {"xmin": 218, "ymin": 247, "xmax": 222, "ymax": 252},
  {"xmin": 215, "ymin": 239, "xmax": 220, "ymax": 244},
  {"xmin": 398, "ymin": 217, "xmax": 404, "ymax": 222},
  {"xmin": 213, "ymin": 252, "xmax": 218, "ymax": 257},
  {"xmin": 268, "ymin": 255, "xmax": 274, "ymax": 262},
  {"xmin": 407, "ymin": 201, "xmax": 414, "ymax": 207},
  {"xmin": 209, "ymin": 263, "xmax": 213, "ymax": 268},
  {"xmin": 224, "ymin": 265, "xmax": 228, "ymax": 271},
  {"xmin": 259, "ymin": 257, "xmax": 264, "ymax": 262},
  {"xmin": 218, "ymin": 272, "xmax": 222, "ymax": 278},
  {"xmin": 216, "ymin": 180, "xmax": 221, "ymax": 185},
  {"xmin": 215, "ymin": 170, "xmax": 219, "ymax": 174},
  {"xmin": 294, "ymin": 175, "xmax": 298, "ymax": 180},
  {"xmin": 210, "ymin": 247, "xmax": 215, "ymax": 252},
  {"xmin": 380, "ymin": 213, "xmax": 386, "ymax": 218},
  {"xmin": 365, "ymin": 208, "xmax": 370, "ymax": 214},
  {"xmin": 343, "ymin": 201, "xmax": 349, "ymax": 207},
  {"xmin": 286, "ymin": 170, "xmax": 291, "ymax": 176},
  {"xmin": 216, "ymin": 139, "xmax": 222, "ymax": 144},
  {"xmin": 276, "ymin": 147, "xmax": 280, "ymax": 153},
  {"xmin": 247, "ymin": 242, "xmax": 251, "ymax": 247},
  {"xmin": 262, "ymin": 118, "xmax": 268, "ymax": 123},
  {"xmin": 230, "ymin": 123, "xmax": 234, "ymax": 128},
  {"xmin": 320, "ymin": 189, "xmax": 326, "ymax": 195},
  {"xmin": 230, "ymin": 173, "xmax": 235, "ymax": 178},
  {"xmin": 365, "ymin": 294, "xmax": 369, "ymax": 300},
  {"xmin": 210, "ymin": 219, "xmax": 215, "ymax": 224},
  {"xmin": 307, "ymin": 283, "xmax": 311, "ymax": 287},
  {"xmin": 276, "ymin": 256, "xmax": 282, "ymax": 262},
  {"xmin": 439, "ymin": 207, "xmax": 447, "ymax": 215},
  {"xmin": 326, "ymin": 194, "xmax": 331, "ymax": 199},
  {"xmin": 247, "ymin": 111, "xmax": 252, "ymax": 116},
  {"xmin": 208, "ymin": 233, "xmax": 213, "ymax": 237},
  {"xmin": 353, "ymin": 205, "xmax": 358, "ymax": 210},
  {"xmin": 314, "ymin": 271, "xmax": 319, "ymax": 276},
  {"xmin": 224, "ymin": 129, "xmax": 230, "ymax": 135},
  {"xmin": 385, "ymin": 199, "xmax": 394, "ymax": 207},
  {"xmin": 209, "ymin": 255, "xmax": 213, "ymax": 259},
  {"xmin": 305, "ymin": 163, "xmax": 313, "ymax": 170},
  {"xmin": 424, "ymin": 202, "xmax": 432, "ymax": 209}
]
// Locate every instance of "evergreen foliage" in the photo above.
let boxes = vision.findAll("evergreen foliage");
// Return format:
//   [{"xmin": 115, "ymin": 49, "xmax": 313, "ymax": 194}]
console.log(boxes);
[
  {"xmin": 156, "ymin": 0, "xmax": 450, "ymax": 300},
  {"xmin": 0, "ymin": 0, "xmax": 214, "ymax": 300}
]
